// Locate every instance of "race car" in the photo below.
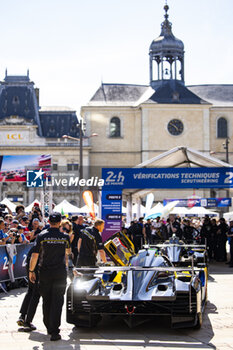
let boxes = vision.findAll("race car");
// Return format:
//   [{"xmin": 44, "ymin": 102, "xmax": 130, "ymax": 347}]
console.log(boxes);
[
  {"xmin": 67, "ymin": 231, "xmax": 208, "ymax": 329},
  {"xmin": 153, "ymin": 234, "xmax": 208, "ymax": 267}
]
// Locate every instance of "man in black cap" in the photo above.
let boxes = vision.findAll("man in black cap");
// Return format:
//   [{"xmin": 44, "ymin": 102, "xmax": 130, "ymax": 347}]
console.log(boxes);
[
  {"xmin": 77, "ymin": 218, "xmax": 107, "ymax": 267},
  {"xmin": 29, "ymin": 212, "xmax": 70, "ymax": 341}
]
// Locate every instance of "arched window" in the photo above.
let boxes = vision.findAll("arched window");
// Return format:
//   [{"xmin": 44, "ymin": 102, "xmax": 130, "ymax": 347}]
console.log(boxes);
[
  {"xmin": 217, "ymin": 117, "xmax": 228, "ymax": 138},
  {"xmin": 109, "ymin": 117, "xmax": 121, "ymax": 137}
]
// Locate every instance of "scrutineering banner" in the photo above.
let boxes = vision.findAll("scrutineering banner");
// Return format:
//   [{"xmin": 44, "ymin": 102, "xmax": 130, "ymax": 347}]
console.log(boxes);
[{"xmin": 102, "ymin": 167, "xmax": 233, "ymax": 189}]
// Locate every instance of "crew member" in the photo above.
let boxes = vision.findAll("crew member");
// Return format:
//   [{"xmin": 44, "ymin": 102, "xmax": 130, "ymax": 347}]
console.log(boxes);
[
  {"xmin": 167, "ymin": 214, "xmax": 183, "ymax": 240},
  {"xmin": 77, "ymin": 218, "xmax": 107, "ymax": 267},
  {"xmin": 71, "ymin": 215, "xmax": 85, "ymax": 265},
  {"xmin": 29, "ymin": 212, "xmax": 70, "ymax": 341}
]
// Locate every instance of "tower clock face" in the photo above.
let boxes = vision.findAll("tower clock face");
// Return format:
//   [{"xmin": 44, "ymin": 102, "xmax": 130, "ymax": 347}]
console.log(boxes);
[{"xmin": 167, "ymin": 119, "xmax": 184, "ymax": 135}]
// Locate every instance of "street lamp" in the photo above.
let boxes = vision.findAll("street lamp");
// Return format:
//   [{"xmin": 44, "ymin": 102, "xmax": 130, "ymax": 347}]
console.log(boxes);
[
  {"xmin": 223, "ymin": 138, "xmax": 230, "ymax": 164},
  {"xmin": 62, "ymin": 121, "xmax": 98, "ymax": 205}
]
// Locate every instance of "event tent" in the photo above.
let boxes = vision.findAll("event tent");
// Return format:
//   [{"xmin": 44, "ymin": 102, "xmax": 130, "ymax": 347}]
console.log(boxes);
[
  {"xmin": 145, "ymin": 201, "xmax": 179, "ymax": 219},
  {"xmin": 25, "ymin": 199, "xmax": 41, "ymax": 213},
  {"xmin": 223, "ymin": 211, "xmax": 233, "ymax": 221},
  {"xmin": 170, "ymin": 206, "xmax": 190, "ymax": 216},
  {"xmin": 187, "ymin": 206, "xmax": 218, "ymax": 217},
  {"xmin": 54, "ymin": 199, "xmax": 80, "ymax": 214},
  {"xmin": 0, "ymin": 198, "xmax": 16, "ymax": 212},
  {"xmin": 79, "ymin": 203, "xmax": 99, "ymax": 216},
  {"xmin": 125, "ymin": 146, "xmax": 231, "ymax": 199},
  {"xmin": 144, "ymin": 203, "xmax": 164, "ymax": 219}
]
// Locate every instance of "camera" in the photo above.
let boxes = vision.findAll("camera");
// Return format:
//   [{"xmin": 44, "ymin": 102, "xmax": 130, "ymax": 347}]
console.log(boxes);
[{"xmin": 13, "ymin": 232, "xmax": 20, "ymax": 238}]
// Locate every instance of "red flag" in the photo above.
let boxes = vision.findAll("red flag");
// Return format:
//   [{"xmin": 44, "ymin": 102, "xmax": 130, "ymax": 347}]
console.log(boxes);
[{"xmin": 82, "ymin": 190, "xmax": 95, "ymax": 219}]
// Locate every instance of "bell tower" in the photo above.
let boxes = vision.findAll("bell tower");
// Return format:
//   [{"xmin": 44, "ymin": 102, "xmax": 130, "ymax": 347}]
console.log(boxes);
[{"xmin": 149, "ymin": 2, "xmax": 184, "ymax": 89}]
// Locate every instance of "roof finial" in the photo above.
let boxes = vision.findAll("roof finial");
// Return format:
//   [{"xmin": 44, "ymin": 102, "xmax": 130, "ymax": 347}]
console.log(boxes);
[{"xmin": 164, "ymin": 0, "xmax": 169, "ymax": 21}]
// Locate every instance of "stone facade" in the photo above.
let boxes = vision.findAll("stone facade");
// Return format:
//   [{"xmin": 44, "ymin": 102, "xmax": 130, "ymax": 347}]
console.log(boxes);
[
  {"xmin": 0, "ymin": 73, "xmax": 90, "ymax": 206},
  {"xmin": 81, "ymin": 5, "xmax": 233, "ymax": 204}
]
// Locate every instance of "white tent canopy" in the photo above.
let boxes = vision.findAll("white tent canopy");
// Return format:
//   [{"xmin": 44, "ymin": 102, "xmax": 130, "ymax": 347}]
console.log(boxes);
[
  {"xmin": 123, "ymin": 146, "xmax": 230, "ymax": 223},
  {"xmin": 187, "ymin": 206, "xmax": 218, "ymax": 217},
  {"xmin": 25, "ymin": 199, "xmax": 41, "ymax": 213},
  {"xmin": 54, "ymin": 199, "xmax": 80, "ymax": 214},
  {"xmin": 79, "ymin": 203, "xmax": 99, "ymax": 216},
  {"xmin": 170, "ymin": 206, "xmax": 190, "ymax": 216},
  {"xmin": 0, "ymin": 198, "xmax": 16, "ymax": 212},
  {"xmin": 136, "ymin": 146, "xmax": 231, "ymax": 168},
  {"xmin": 223, "ymin": 211, "xmax": 233, "ymax": 221}
]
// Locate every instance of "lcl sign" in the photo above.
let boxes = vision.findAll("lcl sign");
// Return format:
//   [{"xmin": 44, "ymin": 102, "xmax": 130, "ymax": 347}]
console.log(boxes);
[{"xmin": 7, "ymin": 134, "xmax": 24, "ymax": 140}]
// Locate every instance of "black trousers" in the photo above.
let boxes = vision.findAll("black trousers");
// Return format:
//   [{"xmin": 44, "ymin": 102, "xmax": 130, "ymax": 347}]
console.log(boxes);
[
  {"xmin": 77, "ymin": 255, "xmax": 96, "ymax": 267},
  {"xmin": 133, "ymin": 235, "xmax": 143, "ymax": 253},
  {"xmin": 72, "ymin": 248, "xmax": 79, "ymax": 266},
  {"xmin": 20, "ymin": 276, "xmax": 40, "ymax": 323},
  {"xmin": 39, "ymin": 270, "xmax": 66, "ymax": 335},
  {"xmin": 230, "ymin": 242, "xmax": 233, "ymax": 266}
]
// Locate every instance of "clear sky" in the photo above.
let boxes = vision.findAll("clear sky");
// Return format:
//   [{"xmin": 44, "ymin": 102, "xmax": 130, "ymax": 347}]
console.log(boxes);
[{"xmin": 0, "ymin": 0, "xmax": 232, "ymax": 115}]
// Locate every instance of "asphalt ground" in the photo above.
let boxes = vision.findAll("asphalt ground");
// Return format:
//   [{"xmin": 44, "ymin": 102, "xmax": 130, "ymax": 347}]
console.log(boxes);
[{"xmin": 0, "ymin": 261, "xmax": 232, "ymax": 350}]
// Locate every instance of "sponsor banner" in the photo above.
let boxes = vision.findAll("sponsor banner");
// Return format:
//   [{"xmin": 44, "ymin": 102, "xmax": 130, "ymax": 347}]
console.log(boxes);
[
  {"xmin": 102, "ymin": 191, "xmax": 122, "ymax": 242},
  {"xmin": 0, "ymin": 243, "xmax": 33, "ymax": 282},
  {"xmin": 164, "ymin": 198, "xmax": 232, "ymax": 208},
  {"xmin": 0, "ymin": 155, "xmax": 51, "ymax": 182},
  {"xmin": 102, "ymin": 167, "xmax": 233, "ymax": 189}
]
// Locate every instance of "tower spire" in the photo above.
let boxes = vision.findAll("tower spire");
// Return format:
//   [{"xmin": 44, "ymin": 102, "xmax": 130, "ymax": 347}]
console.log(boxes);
[{"xmin": 149, "ymin": 1, "xmax": 185, "ymax": 88}]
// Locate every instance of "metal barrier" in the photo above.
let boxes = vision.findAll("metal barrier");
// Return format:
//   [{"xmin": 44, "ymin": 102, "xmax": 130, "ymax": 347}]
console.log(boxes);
[{"xmin": 0, "ymin": 243, "xmax": 33, "ymax": 283}]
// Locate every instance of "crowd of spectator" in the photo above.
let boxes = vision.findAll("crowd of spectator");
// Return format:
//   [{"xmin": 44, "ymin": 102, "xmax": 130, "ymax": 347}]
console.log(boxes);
[
  {"xmin": 1, "ymin": 201, "xmax": 233, "ymax": 293},
  {"xmin": 123, "ymin": 214, "xmax": 233, "ymax": 266},
  {"xmin": 0, "ymin": 202, "xmax": 94, "ymax": 248},
  {"xmin": 0, "ymin": 202, "xmax": 96, "ymax": 291}
]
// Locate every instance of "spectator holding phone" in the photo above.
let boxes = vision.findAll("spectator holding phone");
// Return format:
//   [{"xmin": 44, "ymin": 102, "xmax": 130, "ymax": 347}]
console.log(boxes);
[{"xmin": 15, "ymin": 205, "xmax": 26, "ymax": 221}]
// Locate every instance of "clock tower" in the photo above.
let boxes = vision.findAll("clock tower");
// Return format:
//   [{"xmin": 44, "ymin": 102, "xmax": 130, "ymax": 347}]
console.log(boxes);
[{"xmin": 149, "ymin": 2, "xmax": 184, "ymax": 89}]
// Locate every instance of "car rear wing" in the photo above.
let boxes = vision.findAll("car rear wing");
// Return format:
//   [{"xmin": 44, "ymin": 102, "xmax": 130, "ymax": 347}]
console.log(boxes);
[
  {"xmin": 144, "ymin": 244, "xmax": 206, "ymax": 249},
  {"xmin": 73, "ymin": 264, "xmax": 202, "ymax": 275}
]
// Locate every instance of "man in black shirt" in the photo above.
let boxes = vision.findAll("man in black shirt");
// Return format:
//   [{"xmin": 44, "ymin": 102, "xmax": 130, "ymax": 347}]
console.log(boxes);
[
  {"xmin": 128, "ymin": 218, "xmax": 144, "ymax": 253},
  {"xmin": 29, "ymin": 212, "xmax": 70, "ymax": 341},
  {"xmin": 77, "ymin": 218, "xmax": 107, "ymax": 267},
  {"xmin": 71, "ymin": 215, "xmax": 85, "ymax": 265},
  {"xmin": 167, "ymin": 214, "xmax": 183, "ymax": 240},
  {"xmin": 144, "ymin": 219, "xmax": 152, "ymax": 244}
]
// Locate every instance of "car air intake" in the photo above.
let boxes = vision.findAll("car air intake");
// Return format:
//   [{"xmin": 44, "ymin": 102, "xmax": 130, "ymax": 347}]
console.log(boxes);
[
  {"xmin": 157, "ymin": 284, "xmax": 168, "ymax": 291},
  {"xmin": 112, "ymin": 283, "xmax": 123, "ymax": 291}
]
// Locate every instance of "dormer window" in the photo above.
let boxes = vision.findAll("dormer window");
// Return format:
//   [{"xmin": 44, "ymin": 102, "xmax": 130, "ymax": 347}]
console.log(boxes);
[{"xmin": 12, "ymin": 95, "xmax": 20, "ymax": 105}]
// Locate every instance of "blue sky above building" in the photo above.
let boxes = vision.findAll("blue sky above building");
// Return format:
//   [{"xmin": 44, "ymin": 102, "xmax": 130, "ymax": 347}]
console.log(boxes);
[{"xmin": 0, "ymin": 0, "xmax": 232, "ymax": 114}]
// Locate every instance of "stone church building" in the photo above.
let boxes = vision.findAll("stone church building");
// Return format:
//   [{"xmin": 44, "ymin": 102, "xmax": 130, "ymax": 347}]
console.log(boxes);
[{"xmin": 81, "ymin": 4, "xmax": 233, "ymax": 202}]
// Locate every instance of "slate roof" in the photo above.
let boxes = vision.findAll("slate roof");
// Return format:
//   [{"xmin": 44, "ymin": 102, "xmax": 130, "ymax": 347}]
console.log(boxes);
[
  {"xmin": 0, "ymin": 85, "xmax": 38, "ymax": 119},
  {"xmin": 0, "ymin": 74, "xmax": 79, "ymax": 138},
  {"xmin": 146, "ymin": 81, "xmax": 208, "ymax": 104},
  {"xmin": 187, "ymin": 85, "xmax": 233, "ymax": 106},
  {"xmin": 89, "ymin": 82, "xmax": 233, "ymax": 107},
  {"xmin": 90, "ymin": 83, "xmax": 149, "ymax": 102},
  {"xmin": 39, "ymin": 111, "xmax": 79, "ymax": 138}
]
